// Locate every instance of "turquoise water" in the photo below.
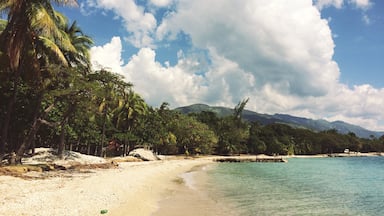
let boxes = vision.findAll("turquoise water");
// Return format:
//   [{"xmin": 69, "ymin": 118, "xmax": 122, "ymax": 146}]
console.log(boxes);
[{"xmin": 206, "ymin": 157, "xmax": 384, "ymax": 216}]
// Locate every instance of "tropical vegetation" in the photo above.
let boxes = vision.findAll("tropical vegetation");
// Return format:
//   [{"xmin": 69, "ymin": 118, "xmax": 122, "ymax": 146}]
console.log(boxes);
[{"xmin": 1, "ymin": 1, "xmax": 383, "ymax": 165}]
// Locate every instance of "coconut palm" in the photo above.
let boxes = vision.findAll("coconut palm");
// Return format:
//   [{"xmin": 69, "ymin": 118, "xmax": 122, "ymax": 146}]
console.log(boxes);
[
  {"xmin": 62, "ymin": 20, "xmax": 93, "ymax": 71},
  {"xmin": 0, "ymin": 0, "xmax": 79, "ymax": 161},
  {"xmin": 0, "ymin": 0, "xmax": 78, "ymax": 72}
]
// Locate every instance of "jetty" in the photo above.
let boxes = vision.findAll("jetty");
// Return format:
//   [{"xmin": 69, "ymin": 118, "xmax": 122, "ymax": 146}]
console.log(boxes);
[{"xmin": 214, "ymin": 156, "xmax": 287, "ymax": 163}]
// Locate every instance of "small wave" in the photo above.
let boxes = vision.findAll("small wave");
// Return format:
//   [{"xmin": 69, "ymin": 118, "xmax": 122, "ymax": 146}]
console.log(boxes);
[{"xmin": 180, "ymin": 171, "xmax": 196, "ymax": 190}]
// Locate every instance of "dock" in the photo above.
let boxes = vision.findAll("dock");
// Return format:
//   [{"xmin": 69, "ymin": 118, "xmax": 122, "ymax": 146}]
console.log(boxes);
[{"xmin": 214, "ymin": 156, "xmax": 287, "ymax": 163}]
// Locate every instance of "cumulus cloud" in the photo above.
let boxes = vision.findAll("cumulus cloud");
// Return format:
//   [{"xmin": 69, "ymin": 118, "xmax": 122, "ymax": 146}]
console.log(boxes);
[
  {"xmin": 86, "ymin": 0, "xmax": 157, "ymax": 47},
  {"xmin": 315, "ymin": 0, "xmax": 344, "ymax": 10},
  {"xmin": 350, "ymin": 0, "xmax": 372, "ymax": 9},
  {"xmin": 314, "ymin": 0, "xmax": 372, "ymax": 10},
  {"xmin": 90, "ymin": 36, "xmax": 124, "ymax": 74},
  {"xmin": 88, "ymin": 0, "xmax": 384, "ymax": 131},
  {"xmin": 159, "ymin": 0, "xmax": 339, "ymax": 97},
  {"xmin": 122, "ymin": 47, "xmax": 209, "ymax": 107},
  {"xmin": 149, "ymin": 0, "xmax": 174, "ymax": 7}
]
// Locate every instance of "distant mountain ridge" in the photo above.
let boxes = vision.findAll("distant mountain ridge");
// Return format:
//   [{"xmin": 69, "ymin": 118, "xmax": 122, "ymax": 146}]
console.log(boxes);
[{"xmin": 175, "ymin": 104, "xmax": 384, "ymax": 139}]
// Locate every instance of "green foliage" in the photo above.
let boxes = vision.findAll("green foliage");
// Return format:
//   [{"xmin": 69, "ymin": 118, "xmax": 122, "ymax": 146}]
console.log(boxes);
[
  {"xmin": 169, "ymin": 113, "xmax": 218, "ymax": 155},
  {"xmin": 0, "ymin": 1, "xmax": 382, "ymax": 161}
]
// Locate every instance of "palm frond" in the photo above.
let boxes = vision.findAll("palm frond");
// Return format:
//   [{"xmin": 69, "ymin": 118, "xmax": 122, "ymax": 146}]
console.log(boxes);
[
  {"xmin": 38, "ymin": 35, "xmax": 68, "ymax": 66},
  {"xmin": 0, "ymin": 18, "xmax": 7, "ymax": 32}
]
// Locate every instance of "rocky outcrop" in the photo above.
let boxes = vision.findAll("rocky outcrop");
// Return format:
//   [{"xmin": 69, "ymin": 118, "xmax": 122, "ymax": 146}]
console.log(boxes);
[{"xmin": 128, "ymin": 148, "xmax": 160, "ymax": 161}]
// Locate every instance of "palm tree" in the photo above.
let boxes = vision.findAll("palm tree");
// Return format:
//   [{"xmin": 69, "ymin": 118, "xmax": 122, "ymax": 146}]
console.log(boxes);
[
  {"xmin": 0, "ymin": 0, "xmax": 79, "ymax": 161},
  {"xmin": 0, "ymin": 0, "xmax": 78, "ymax": 71},
  {"xmin": 87, "ymin": 70, "xmax": 131, "ymax": 157},
  {"xmin": 112, "ymin": 90, "xmax": 148, "ymax": 153},
  {"xmin": 62, "ymin": 20, "xmax": 93, "ymax": 71}
]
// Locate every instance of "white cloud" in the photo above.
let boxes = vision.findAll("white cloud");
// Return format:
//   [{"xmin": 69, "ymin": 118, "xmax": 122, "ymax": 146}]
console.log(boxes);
[
  {"xmin": 88, "ymin": 0, "xmax": 157, "ymax": 47},
  {"xmin": 350, "ymin": 0, "xmax": 372, "ymax": 9},
  {"xmin": 150, "ymin": 0, "xmax": 173, "ymax": 7},
  {"xmin": 319, "ymin": 84, "xmax": 384, "ymax": 130},
  {"xmin": 159, "ymin": 0, "xmax": 339, "ymax": 97},
  {"xmin": 315, "ymin": 0, "xmax": 344, "ymax": 10},
  {"xmin": 122, "ymin": 47, "xmax": 208, "ymax": 106},
  {"xmin": 362, "ymin": 14, "xmax": 371, "ymax": 25},
  {"xmin": 89, "ymin": 0, "xmax": 384, "ymax": 131},
  {"xmin": 90, "ymin": 36, "xmax": 124, "ymax": 74},
  {"xmin": 314, "ymin": 0, "xmax": 372, "ymax": 10}
]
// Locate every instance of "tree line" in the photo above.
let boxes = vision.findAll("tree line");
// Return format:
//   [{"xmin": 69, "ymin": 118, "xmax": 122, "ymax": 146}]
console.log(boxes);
[{"xmin": 1, "ymin": 1, "xmax": 383, "ymax": 165}]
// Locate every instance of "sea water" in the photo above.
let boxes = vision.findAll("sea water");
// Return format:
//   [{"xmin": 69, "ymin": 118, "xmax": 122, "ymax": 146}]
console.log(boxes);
[{"xmin": 204, "ymin": 157, "xmax": 384, "ymax": 216}]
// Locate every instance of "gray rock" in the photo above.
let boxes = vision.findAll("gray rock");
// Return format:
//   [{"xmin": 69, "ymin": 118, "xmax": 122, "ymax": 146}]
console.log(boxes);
[{"xmin": 128, "ymin": 148, "xmax": 160, "ymax": 161}]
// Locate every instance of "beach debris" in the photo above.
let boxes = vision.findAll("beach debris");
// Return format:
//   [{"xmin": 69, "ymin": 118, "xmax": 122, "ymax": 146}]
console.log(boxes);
[
  {"xmin": 108, "ymin": 156, "xmax": 142, "ymax": 163},
  {"xmin": 128, "ymin": 148, "xmax": 160, "ymax": 161},
  {"xmin": 100, "ymin": 209, "xmax": 108, "ymax": 214}
]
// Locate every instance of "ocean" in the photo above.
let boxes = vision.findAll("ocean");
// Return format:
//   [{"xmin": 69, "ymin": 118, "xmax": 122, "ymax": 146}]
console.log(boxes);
[{"xmin": 202, "ymin": 157, "xmax": 384, "ymax": 216}]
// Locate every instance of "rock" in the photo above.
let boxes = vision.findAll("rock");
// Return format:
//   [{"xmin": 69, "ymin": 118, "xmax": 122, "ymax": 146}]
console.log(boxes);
[
  {"xmin": 128, "ymin": 148, "xmax": 160, "ymax": 161},
  {"xmin": 53, "ymin": 164, "xmax": 68, "ymax": 170},
  {"xmin": 109, "ymin": 156, "xmax": 142, "ymax": 163}
]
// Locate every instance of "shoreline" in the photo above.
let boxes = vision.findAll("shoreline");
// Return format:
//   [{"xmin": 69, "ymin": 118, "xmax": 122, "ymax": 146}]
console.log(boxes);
[
  {"xmin": 1, "ymin": 153, "xmax": 383, "ymax": 215},
  {"xmin": 0, "ymin": 157, "xmax": 215, "ymax": 216},
  {"xmin": 153, "ymin": 163, "xmax": 239, "ymax": 216}
]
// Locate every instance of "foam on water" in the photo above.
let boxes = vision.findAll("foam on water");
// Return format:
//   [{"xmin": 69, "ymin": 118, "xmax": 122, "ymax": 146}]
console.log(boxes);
[{"xmin": 180, "ymin": 171, "xmax": 197, "ymax": 190}]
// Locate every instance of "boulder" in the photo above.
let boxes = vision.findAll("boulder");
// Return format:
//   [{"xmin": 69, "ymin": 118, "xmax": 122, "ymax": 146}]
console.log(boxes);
[{"xmin": 128, "ymin": 148, "xmax": 160, "ymax": 161}]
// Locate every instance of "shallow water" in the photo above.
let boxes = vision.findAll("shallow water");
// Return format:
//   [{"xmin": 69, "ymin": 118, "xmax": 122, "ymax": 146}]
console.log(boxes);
[
  {"xmin": 205, "ymin": 157, "xmax": 384, "ymax": 216},
  {"xmin": 153, "ymin": 164, "xmax": 239, "ymax": 216}
]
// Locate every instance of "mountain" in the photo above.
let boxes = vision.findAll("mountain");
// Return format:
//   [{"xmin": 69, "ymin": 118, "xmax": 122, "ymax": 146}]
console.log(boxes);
[{"xmin": 175, "ymin": 104, "xmax": 384, "ymax": 139}]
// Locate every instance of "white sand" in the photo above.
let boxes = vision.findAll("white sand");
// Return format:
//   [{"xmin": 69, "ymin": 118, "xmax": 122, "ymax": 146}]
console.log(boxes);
[{"xmin": 0, "ymin": 158, "xmax": 214, "ymax": 216}]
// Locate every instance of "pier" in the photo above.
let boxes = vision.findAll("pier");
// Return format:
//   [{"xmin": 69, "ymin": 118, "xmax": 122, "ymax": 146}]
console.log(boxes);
[{"xmin": 214, "ymin": 156, "xmax": 287, "ymax": 163}]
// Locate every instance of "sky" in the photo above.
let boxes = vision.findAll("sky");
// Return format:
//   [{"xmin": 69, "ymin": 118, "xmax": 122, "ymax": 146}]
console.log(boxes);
[{"xmin": 59, "ymin": 0, "xmax": 384, "ymax": 131}]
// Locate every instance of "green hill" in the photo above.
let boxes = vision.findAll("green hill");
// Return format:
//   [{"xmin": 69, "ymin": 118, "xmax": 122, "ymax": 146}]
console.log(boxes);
[{"xmin": 175, "ymin": 104, "xmax": 384, "ymax": 139}]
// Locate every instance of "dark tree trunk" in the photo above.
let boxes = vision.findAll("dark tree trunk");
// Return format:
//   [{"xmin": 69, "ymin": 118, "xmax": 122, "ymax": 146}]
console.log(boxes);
[
  {"xmin": 57, "ymin": 113, "xmax": 71, "ymax": 159},
  {"xmin": 100, "ymin": 108, "xmax": 107, "ymax": 158},
  {"xmin": 15, "ymin": 117, "xmax": 42, "ymax": 164},
  {"xmin": 94, "ymin": 144, "xmax": 98, "ymax": 156},
  {"xmin": 13, "ymin": 103, "xmax": 54, "ymax": 164},
  {"xmin": 0, "ymin": 1, "xmax": 30, "ymax": 158},
  {"xmin": 75, "ymin": 139, "xmax": 80, "ymax": 152},
  {"xmin": 58, "ymin": 124, "xmax": 66, "ymax": 159},
  {"xmin": 123, "ymin": 141, "xmax": 127, "ymax": 157},
  {"xmin": 0, "ymin": 77, "xmax": 18, "ymax": 159},
  {"xmin": 86, "ymin": 141, "xmax": 91, "ymax": 155}
]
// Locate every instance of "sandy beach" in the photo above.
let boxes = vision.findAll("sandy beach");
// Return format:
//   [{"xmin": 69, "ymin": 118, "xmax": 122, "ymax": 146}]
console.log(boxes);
[
  {"xmin": 1, "ymin": 151, "xmax": 382, "ymax": 216},
  {"xmin": 0, "ymin": 157, "xmax": 217, "ymax": 216}
]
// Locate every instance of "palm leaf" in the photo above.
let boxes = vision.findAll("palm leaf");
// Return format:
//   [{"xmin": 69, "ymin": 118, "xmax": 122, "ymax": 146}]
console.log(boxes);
[
  {"xmin": 0, "ymin": 19, "xmax": 6, "ymax": 32},
  {"xmin": 38, "ymin": 35, "xmax": 68, "ymax": 66}
]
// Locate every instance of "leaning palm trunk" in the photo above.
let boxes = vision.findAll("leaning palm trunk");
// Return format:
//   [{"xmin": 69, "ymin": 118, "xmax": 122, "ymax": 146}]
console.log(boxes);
[
  {"xmin": 0, "ymin": 77, "xmax": 17, "ymax": 158},
  {"xmin": 13, "ymin": 102, "xmax": 55, "ymax": 164}
]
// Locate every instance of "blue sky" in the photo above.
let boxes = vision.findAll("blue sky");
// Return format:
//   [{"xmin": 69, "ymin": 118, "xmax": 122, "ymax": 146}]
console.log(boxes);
[
  {"xmin": 59, "ymin": 0, "xmax": 384, "ymax": 131},
  {"xmin": 320, "ymin": 0, "xmax": 384, "ymax": 88}
]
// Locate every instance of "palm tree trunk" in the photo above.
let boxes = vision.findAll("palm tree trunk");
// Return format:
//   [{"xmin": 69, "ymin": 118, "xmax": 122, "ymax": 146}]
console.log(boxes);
[
  {"xmin": 15, "ymin": 117, "xmax": 41, "ymax": 164},
  {"xmin": 58, "ymin": 123, "xmax": 66, "ymax": 159},
  {"xmin": 86, "ymin": 141, "xmax": 91, "ymax": 155},
  {"xmin": 100, "ymin": 108, "xmax": 107, "ymax": 158},
  {"xmin": 13, "ymin": 103, "xmax": 54, "ymax": 164},
  {"xmin": 0, "ymin": 75, "xmax": 19, "ymax": 159}
]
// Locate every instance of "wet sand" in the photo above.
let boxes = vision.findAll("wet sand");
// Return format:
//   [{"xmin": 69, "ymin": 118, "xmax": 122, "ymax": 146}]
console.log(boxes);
[{"xmin": 153, "ymin": 164, "xmax": 239, "ymax": 216}]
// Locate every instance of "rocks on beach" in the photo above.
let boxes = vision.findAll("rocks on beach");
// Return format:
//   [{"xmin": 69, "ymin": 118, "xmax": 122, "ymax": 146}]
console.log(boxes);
[
  {"xmin": 128, "ymin": 148, "xmax": 160, "ymax": 161},
  {"xmin": 22, "ymin": 148, "xmax": 107, "ymax": 165}
]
